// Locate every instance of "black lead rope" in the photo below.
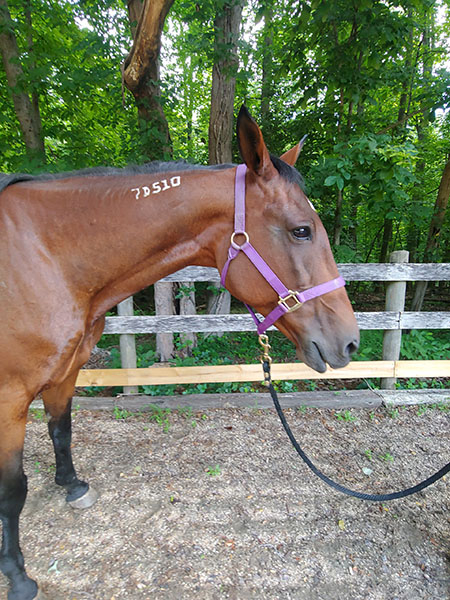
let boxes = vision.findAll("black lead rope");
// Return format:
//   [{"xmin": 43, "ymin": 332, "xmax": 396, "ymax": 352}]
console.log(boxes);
[{"xmin": 263, "ymin": 361, "xmax": 450, "ymax": 502}]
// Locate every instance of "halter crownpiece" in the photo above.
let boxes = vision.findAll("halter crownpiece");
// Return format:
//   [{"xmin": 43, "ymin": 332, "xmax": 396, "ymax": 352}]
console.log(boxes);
[{"xmin": 220, "ymin": 163, "xmax": 346, "ymax": 334}]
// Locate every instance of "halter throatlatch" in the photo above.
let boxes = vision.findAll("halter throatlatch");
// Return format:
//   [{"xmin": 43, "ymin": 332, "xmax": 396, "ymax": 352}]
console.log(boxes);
[{"xmin": 220, "ymin": 164, "xmax": 346, "ymax": 335}]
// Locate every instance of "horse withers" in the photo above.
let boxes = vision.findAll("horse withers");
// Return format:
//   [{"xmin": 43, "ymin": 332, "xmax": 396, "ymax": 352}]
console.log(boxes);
[{"xmin": 0, "ymin": 107, "xmax": 359, "ymax": 599}]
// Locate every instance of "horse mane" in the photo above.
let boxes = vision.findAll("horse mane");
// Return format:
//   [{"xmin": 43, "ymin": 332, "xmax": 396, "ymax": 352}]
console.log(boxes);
[{"xmin": 0, "ymin": 157, "xmax": 303, "ymax": 195}]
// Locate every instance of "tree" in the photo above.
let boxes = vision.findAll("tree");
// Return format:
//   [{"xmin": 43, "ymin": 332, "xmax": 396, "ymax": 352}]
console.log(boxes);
[
  {"xmin": 208, "ymin": 0, "xmax": 243, "ymax": 164},
  {"xmin": 123, "ymin": 0, "xmax": 174, "ymax": 160},
  {"xmin": 411, "ymin": 155, "xmax": 450, "ymax": 310},
  {"xmin": 0, "ymin": 0, "xmax": 45, "ymax": 163},
  {"xmin": 207, "ymin": 1, "xmax": 243, "ymax": 328}
]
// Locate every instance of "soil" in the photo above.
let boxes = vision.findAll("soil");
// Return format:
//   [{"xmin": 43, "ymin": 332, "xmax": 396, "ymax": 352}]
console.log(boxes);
[{"xmin": 1, "ymin": 404, "xmax": 448, "ymax": 600}]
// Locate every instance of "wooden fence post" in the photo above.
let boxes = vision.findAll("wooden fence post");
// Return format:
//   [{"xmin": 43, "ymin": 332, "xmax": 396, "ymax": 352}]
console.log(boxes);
[
  {"xmin": 178, "ymin": 282, "xmax": 197, "ymax": 356},
  {"xmin": 155, "ymin": 281, "xmax": 175, "ymax": 361},
  {"xmin": 117, "ymin": 297, "xmax": 139, "ymax": 394},
  {"xmin": 381, "ymin": 250, "xmax": 409, "ymax": 390}
]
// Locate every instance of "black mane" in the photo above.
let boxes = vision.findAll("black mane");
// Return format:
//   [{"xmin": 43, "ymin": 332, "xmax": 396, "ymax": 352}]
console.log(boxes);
[{"xmin": 0, "ymin": 157, "xmax": 303, "ymax": 196}]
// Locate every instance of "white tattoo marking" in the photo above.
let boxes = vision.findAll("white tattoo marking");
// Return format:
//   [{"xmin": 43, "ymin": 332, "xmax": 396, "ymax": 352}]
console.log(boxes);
[
  {"xmin": 308, "ymin": 199, "xmax": 317, "ymax": 212},
  {"xmin": 131, "ymin": 176, "xmax": 181, "ymax": 199}
]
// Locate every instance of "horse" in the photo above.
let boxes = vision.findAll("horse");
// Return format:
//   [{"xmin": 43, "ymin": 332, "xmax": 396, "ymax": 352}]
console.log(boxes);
[{"xmin": 0, "ymin": 106, "xmax": 359, "ymax": 599}]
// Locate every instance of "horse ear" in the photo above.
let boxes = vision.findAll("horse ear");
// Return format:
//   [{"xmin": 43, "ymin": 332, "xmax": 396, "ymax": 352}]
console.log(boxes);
[
  {"xmin": 280, "ymin": 135, "xmax": 307, "ymax": 166},
  {"xmin": 237, "ymin": 106, "xmax": 277, "ymax": 179}
]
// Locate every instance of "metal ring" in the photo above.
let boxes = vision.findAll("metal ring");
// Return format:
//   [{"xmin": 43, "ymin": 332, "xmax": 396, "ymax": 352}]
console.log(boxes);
[{"xmin": 230, "ymin": 231, "xmax": 249, "ymax": 250}]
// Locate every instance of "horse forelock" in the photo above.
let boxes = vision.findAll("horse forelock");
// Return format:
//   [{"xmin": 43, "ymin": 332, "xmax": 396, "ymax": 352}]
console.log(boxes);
[{"xmin": 270, "ymin": 155, "xmax": 305, "ymax": 190}]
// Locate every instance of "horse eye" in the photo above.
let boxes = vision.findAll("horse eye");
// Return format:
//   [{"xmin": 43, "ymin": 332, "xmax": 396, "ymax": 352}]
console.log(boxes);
[{"xmin": 292, "ymin": 226, "xmax": 311, "ymax": 240}]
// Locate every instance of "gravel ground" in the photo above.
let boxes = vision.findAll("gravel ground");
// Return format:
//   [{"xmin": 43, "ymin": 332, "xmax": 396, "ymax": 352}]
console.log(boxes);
[{"xmin": 0, "ymin": 403, "xmax": 448, "ymax": 600}]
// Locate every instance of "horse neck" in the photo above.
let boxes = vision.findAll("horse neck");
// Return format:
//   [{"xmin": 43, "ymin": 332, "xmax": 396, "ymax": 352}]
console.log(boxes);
[{"xmin": 59, "ymin": 167, "xmax": 235, "ymax": 317}]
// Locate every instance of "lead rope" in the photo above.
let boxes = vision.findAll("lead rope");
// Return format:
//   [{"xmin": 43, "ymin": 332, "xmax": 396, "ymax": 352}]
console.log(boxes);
[{"xmin": 258, "ymin": 335, "xmax": 450, "ymax": 502}]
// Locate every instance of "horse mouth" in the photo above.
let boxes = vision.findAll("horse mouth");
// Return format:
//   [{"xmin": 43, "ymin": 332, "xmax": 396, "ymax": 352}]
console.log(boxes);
[
  {"xmin": 299, "ymin": 342, "xmax": 328, "ymax": 373},
  {"xmin": 298, "ymin": 341, "xmax": 352, "ymax": 374}
]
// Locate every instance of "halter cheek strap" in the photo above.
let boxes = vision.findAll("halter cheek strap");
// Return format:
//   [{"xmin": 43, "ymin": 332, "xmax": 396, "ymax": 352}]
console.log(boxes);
[{"xmin": 220, "ymin": 163, "xmax": 346, "ymax": 335}]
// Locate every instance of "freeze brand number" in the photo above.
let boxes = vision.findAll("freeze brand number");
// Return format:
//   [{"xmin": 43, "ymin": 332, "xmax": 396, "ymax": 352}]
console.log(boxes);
[{"xmin": 131, "ymin": 176, "xmax": 181, "ymax": 199}]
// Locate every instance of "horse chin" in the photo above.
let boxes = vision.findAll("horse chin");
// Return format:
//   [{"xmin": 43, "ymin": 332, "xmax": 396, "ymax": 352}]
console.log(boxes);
[
  {"xmin": 296, "ymin": 343, "xmax": 328, "ymax": 374},
  {"xmin": 297, "ymin": 340, "xmax": 353, "ymax": 373}
]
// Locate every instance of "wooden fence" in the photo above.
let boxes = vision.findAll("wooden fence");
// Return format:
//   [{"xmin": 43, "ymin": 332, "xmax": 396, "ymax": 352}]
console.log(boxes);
[{"xmin": 76, "ymin": 255, "xmax": 450, "ymax": 390}]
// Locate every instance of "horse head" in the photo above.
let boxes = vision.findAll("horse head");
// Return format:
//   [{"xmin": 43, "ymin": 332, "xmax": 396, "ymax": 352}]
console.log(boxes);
[{"xmin": 219, "ymin": 107, "xmax": 359, "ymax": 373}]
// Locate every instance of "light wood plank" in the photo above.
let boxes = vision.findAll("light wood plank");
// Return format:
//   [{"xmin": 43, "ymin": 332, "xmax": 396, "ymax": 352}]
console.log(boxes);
[
  {"xmin": 76, "ymin": 361, "xmax": 397, "ymax": 386},
  {"xmin": 394, "ymin": 360, "xmax": 450, "ymax": 378}
]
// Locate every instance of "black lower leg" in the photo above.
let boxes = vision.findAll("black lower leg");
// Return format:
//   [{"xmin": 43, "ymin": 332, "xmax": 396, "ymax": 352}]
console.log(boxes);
[
  {"xmin": 47, "ymin": 402, "xmax": 88, "ymax": 502},
  {"xmin": 0, "ymin": 463, "xmax": 38, "ymax": 600}
]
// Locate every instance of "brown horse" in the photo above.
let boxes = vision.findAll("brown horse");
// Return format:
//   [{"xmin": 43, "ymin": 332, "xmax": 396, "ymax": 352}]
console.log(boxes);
[{"xmin": 0, "ymin": 107, "xmax": 359, "ymax": 599}]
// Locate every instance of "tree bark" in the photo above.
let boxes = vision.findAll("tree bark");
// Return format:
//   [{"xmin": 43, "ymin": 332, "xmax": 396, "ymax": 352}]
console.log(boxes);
[
  {"xmin": 261, "ymin": 2, "xmax": 273, "ymax": 126},
  {"xmin": 208, "ymin": 1, "xmax": 242, "ymax": 164},
  {"xmin": 411, "ymin": 155, "xmax": 450, "ymax": 311},
  {"xmin": 0, "ymin": 0, "xmax": 45, "ymax": 162},
  {"xmin": 379, "ymin": 217, "xmax": 393, "ymax": 263},
  {"xmin": 207, "ymin": 1, "xmax": 242, "ymax": 332},
  {"xmin": 123, "ymin": 0, "xmax": 174, "ymax": 159}
]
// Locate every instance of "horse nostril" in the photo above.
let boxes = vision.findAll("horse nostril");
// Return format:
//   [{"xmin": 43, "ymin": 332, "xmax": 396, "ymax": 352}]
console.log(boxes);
[{"xmin": 345, "ymin": 339, "xmax": 359, "ymax": 357}]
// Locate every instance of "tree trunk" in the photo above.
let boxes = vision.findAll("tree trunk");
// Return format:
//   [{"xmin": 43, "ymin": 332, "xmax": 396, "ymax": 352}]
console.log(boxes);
[
  {"xmin": 411, "ymin": 155, "xmax": 450, "ymax": 311},
  {"xmin": 123, "ymin": 0, "xmax": 174, "ymax": 160},
  {"xmin": 261, "ymin": 2, "xmax": 273, "ymax": 126},
  {"xmin": 0, "ymin": 0, "xmax": 45, "ymax": 162},
  {"xmin": 379, "ymin": 218, "xmax": 393, "ymax": 263},
  {"xmin": 207, "ymin": 1, "xmax": 243, "ymax": 333},
  {"xmin": 208, "ymin": 1, "xmax": 242, "ymax": 164}
]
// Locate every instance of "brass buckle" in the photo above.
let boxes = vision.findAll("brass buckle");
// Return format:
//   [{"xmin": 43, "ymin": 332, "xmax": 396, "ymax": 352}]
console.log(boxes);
[{"xmin": 278, "ymin": 291, "xmax": 302, "ymax": 313}]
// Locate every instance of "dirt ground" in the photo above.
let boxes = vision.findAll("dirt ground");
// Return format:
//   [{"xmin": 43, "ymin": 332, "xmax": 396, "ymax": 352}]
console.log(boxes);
[{"xmin": 0, "ymin": 402, "xmax": 448, "ymax": 600}]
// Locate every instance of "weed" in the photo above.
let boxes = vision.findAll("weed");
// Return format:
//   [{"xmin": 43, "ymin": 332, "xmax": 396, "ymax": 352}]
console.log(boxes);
[
  {"xmin": 113, "ymin": 406, "xmax": 134, "ymax": 420},
  {"xmin": 335, "ymin": 410, "xmax": 357, "ymax": 423},
  {"xmin": 417, "ymin": 404, "xmax": 428, "ymax": 416},
  {"xmin": 206, "ymin": 465, "xmax": 221, "ymax": 476},
  {"xmin": 417, "ymin": 401, "xmax": 450, "ymax": 416},
  {"xmin": 386, "ymin": 406, "xmax": 400, "ymax": 419},
  {"xmin": 29, "ymin": 408, "xmax": 45, "ymax": 421},
  {"xmin": 364, "ymin": 449, "xmax": 373, "ymax": 461},
  {"xmin": 379, "ymin": 452, "xmax": 394, "ymax": 462},
  {"xmin": 148, "ymin": 404, "xmax": 171, "ymax": 432}
]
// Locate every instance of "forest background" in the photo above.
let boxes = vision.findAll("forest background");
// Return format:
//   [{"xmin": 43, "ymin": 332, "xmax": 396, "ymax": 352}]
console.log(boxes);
[{"xmin": 1, "ymin": 0, "xmax": 449, "ymax": 391}]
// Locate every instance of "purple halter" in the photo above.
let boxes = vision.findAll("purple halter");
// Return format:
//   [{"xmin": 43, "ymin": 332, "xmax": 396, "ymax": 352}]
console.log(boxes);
[{"xmin": 220, "ymin": 164, "xmax": 346, "ymax": 335}]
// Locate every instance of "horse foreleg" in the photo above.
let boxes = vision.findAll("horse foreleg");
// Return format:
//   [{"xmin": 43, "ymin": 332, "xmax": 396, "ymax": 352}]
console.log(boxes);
[
  {"xmin": 42, "ymin": 371, "xmax": 98, "ymax": 509},
  {"xmin": 0, "ymin": 401, "xmax": 41, "ymax": 600}
]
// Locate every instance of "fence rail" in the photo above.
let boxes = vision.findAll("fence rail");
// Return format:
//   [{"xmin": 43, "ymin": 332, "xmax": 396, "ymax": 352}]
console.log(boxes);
[
  {"xmin": 159, "ymin": 263, "xmax": 450, "ymax": 282},
  {"xmin": 78, "ymin": 260, "xmax": 450, "ymax": 389},
  {"xmin": 104, "ymin": 311, "xmax": 450, "ymax": 334}
]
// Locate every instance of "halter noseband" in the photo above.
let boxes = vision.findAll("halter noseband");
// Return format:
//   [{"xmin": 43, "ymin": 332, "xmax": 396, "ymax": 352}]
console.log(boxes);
[{"xmin": 220, "ymin": 164, "xmax": 346, "ymax": 334}]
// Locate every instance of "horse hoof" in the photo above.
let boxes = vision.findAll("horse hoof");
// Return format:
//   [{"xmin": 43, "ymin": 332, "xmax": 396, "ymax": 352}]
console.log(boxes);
[{"xmin": 68, "ymin": 486, "xmax": 99, "ymax": 509}]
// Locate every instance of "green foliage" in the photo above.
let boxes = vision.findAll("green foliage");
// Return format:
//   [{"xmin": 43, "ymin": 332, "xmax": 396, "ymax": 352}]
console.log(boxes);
[
  {"xmin": 1, "ymin": 0, "xmax": 449, "ymax": 265},
  {"xmin": 400, "ymin": 330, "xmax": 450, "ymax": 360}
]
